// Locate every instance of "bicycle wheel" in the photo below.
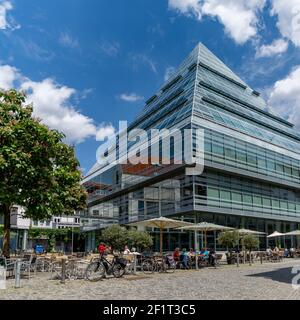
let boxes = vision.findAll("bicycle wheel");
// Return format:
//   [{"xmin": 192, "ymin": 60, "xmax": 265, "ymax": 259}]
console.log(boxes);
[
  {"xmin": 112, "ymin": 263, "xmax": 126, "ymax": 278},
  {"xmin": 165, "ymin": 261, "xmax": 176, "ymax": 273},
  {"xmin": 142, "ymin": 259, "xmax": 154, "ymax": 274},
  {"xmin": 85, "ymin": 261, "xmax": 105, "ymax": 282}
]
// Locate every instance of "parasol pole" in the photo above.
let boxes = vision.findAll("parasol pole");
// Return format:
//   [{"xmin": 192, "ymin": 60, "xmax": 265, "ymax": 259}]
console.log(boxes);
[{"xmin": 160, "ymin": 227, "xmax": 163, "ymax": 256}]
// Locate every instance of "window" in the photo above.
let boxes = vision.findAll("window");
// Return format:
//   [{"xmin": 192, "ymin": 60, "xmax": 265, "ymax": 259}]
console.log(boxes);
[
  {"xmin": 225, "ymin": 146, "xmax": 235, "ymax": 159},
  {"xmin": 208, "ymin": 188, "xmax": 219, "ymax": 199},
  {"xmin": 243, "ymin": 194, "xmax": 252, "ymax": 204},
  {"xmin": 253, "ymin": 196, "xmax": 262, "ymax": 206},
  {"xmin": 272, "ymin": 199, "xmax": 280, "ymax": 209},
  {"xmin": 258, "ymin": 158, "xmax": 266, "ymax": 169},
  {"xmin": 267, "ymin": 160, "xmax": 275, "ymax": 171},
  {"xmin": 232, "ymin": 192, "xmax": 242, "ymax": 202},
  {"xmin": 220, "ymin": 190, "xmax": 231, "ymax": 201},
  {"xmin": 280, "ymin": 201, "xmax": 288, "ymax": 210},
  {"xmin": 276, "ymin": 163, "xmax": 284, "ymax": 173},
  {"xmin": 236, "ymin": 150, "xmax": 247, "ymax": 163},
  {"xmin": 212, "ymin": 143, "xmax": 224, "ymax": 156},
  {"xmin": 247, "ymin": 154, "xmax": 257, "ymax": 166},
  {"xmin": 262, "ymin": 198, "xmax": 271, "ymax": 207}
]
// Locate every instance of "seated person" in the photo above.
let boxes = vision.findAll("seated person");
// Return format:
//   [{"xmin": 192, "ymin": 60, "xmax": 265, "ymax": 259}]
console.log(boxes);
[
  {"xmin": 123, "ymin": 245, "xmax": 131, "ymax": 255},
  {"xmin": 173, "ymin": 248, "xmax": 180, "ymax": 262},
  {"xmin": 188, "ymin": 248, "xmax": 195, "ymax": 257},
  {"xmin": 180, "ymin": 248, "xmax": 189, "ymax": 269},
  {"xmin": 273, "ymin": 246, "xmax": 279, "ymax": 253},
  {"xmin": 199, "ymin": 248, "xmax": 209, "ymax": 259},
  {"xmin": 266, "ymin": 247, "xmax": 272, "ymax": 255},
  {"xmin": 208, "ymin": 248, "xmax": 217, "ymax": 266}
]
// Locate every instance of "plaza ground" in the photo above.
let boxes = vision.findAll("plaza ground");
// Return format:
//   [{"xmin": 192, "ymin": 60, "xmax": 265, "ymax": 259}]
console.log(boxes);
[{"xmin": 1, "ymin": 259, "xmax": 300, "ymax": 300}]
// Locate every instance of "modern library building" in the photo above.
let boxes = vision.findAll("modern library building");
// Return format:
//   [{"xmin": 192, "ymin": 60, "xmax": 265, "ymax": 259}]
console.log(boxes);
[{"xmin": 81, "ymin": 43, "xmax": 300, "ymax": 251}]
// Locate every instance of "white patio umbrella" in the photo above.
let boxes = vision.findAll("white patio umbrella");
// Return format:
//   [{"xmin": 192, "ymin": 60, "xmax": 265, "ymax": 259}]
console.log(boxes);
[
  {"xmin": 267, "ymin": 231, "xmax": 284, "ymax": 238},
  {"xmin": 284, "ymin": 230, "xmax": 300, "ymax": 236},
  {"xmin": 284, "ymin": 230, "xmax": 300, "ymax": 248},
  {"xmin": 128, "ymin": 216, "xmax": 193, "ymax": 256},
  {"xmin": 236, "ymin": 229, "xmax": 266, "ymax": 235},
  {"xmin": 179, "ymin": 222, "xmax": 234, "ymax": 249},
  {"xmin": 177, "ymin": 222, "xmax": 233, "ymax": 270}
]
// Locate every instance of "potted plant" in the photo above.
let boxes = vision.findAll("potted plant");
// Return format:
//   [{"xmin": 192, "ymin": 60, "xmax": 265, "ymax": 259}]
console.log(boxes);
[
  {"xmin": 218, "ymin": 231, "xmax": 239, "ymax": 264},
  {"xmin": 242, "ymin": 234, "xmax": 259, "ymax": 265}
]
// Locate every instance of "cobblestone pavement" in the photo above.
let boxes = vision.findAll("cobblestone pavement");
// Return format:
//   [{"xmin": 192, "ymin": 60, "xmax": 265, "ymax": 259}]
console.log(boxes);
[{"xmin": 1, "ymin": 260, "xmax": 300, "ymax": 300}]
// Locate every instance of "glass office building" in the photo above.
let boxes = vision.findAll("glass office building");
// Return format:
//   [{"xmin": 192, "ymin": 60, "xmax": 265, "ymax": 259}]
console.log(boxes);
[{"xmin": 81, "ymin": 43, "xmax": 300, "ymax": 251}]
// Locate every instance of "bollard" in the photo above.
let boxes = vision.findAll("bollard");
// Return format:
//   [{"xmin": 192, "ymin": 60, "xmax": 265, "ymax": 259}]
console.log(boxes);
[
  {"xmin": 260, "ymin": 252, "xmax": 263, "ymax": 264},
  {"xmin": 0, "ymin": 266, "xmax": 6, "ymax": 290},
  {"xmin": 15, "ymin": 259, "xmax": 21, "ymax": 289},
  {"xmin": 133, "ymin": 255, "xmax": 137, "ymax": 275},
  {"xmin": 61, "ymin": 258, "xmax": 66, "ymax": 284}
]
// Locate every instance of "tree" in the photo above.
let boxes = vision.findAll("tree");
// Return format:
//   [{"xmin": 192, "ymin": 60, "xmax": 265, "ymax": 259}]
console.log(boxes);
[
  {"xmin": 218, "ymin": 231, "xmax": 239, "ymax": 264},
  {"xmin": 101, "ymin": 225, "xmax": 129, "ymax": 251},
  {"xmin": 242, "ymin": 234, "xmax": 259, "ymax": 265},
  {"xmin": 0, "ymin": 90, "xmax": 87, "ymax": 257},
  {"xmin": 128, "ymin": 230, "xmax": 153, "ymax": 251}
]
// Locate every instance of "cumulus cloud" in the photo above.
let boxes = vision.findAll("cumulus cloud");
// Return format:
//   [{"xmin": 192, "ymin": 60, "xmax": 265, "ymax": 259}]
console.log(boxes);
[
  {"xmin": 0, "ymin": 64, "xmax": 105, "ymax": 144},
  {"xmin": 95, "ymin": 124, "xmax": 115, "ymax": 141},
  {"xmin": 0, "ymin": 0, "xmax": 12, "ymax": 29},
  {"xmin": 256, "ymin": 38, "xmax": 289, "ymax": 57},
  {"xmin": 271, "ymin": 0, "xmax": 300, "ymax": 47},
  {"xmin": 168, "ymin": 0, "xmax": 266, "ymax": 44},
  {"xmin": 0, "ymin": 64, "xmax": 19, "ymax": 89},
  {"xmin": 168, "ymin": 0, "xmax": 202, "ymax": 19},
  {"xmin": 119, "ymin": 93, "xmax": 143, "ymax": 102},
  {"xmin": 0, "ymin": 1, "xmax": 20, "ymax": 30},
  {"xmin": 268, "ymin": 66, "xmax": 300, "ymax": 131}
]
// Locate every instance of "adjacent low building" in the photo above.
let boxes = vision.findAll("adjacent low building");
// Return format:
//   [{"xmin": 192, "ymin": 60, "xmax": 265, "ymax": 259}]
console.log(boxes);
[{"xmin": 82, "ymin": 43, "xmax": 300, "ymax": 251}]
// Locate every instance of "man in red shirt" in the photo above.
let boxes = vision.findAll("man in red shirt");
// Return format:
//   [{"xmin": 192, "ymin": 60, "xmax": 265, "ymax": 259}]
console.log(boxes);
[{"xmin": 98, "ymin": 242, "xmax": 107, "ymax": 254}]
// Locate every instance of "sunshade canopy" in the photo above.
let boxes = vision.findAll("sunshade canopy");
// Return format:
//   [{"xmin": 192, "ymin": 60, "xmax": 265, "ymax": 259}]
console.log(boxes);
[
  {"xmin": 177, "ymin": 222, "xmax": 234, "ymax": 232},
  {"xmin": 128, "ymin": 216, "xmax": 193, "ymax": 229},
  {"xmin": 284, "ymin": 230, "xmax": 300, "ymax": 236},
  {"xmin": 267, "ymin": 231, "xmax": 284, "ymax": 238}
]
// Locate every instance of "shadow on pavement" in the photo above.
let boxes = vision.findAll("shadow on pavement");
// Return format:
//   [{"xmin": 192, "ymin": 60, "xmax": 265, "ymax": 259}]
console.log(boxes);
[{"xmin": 246, "ymin": 266, "xmax": 298, "ymax": 285}]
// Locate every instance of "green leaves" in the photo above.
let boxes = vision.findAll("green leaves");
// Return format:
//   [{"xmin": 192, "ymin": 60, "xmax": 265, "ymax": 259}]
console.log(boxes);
[
  {"xmin": 0, "ymin": 89, "xmax": 87, "ymax": 223},
  {"xmin": 218, "ymin": 230, "xmax": 239, "ymax": 249}
]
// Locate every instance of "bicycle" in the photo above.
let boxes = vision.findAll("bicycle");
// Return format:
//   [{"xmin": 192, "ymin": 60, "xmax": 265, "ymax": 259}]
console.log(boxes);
[
  {"xmin": 142, "ymin": 255, "xmax": 176, "ymax": 274},
  {"xmin": 85, "ymin": 253, "xmax": 127, "ymax": 281}
]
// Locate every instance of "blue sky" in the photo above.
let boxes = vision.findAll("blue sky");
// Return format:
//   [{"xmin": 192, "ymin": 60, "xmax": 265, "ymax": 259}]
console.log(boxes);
[{"xmin": 0, "ymin": 0, "xmax": 300, "ymax": 174}]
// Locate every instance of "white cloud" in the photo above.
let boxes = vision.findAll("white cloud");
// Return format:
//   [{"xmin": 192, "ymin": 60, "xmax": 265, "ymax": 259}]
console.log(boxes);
[
  {"xmin": 168, "ymin": 0, "xmax": 202, "ymax": 19},
  {"xmin": 59, "ymin": 32, "xmax": 79, "ymax": 48},
  {"xmin": 164, "ymin": 66, "xmax": 176, "ymax": 81},
  {"xmin": 0, "ymin": 1, "xmax": 12, "ymax": 29},
  {"xmin": 0, "ymin": 1, "xmax": 19, "ymax": 30},
  {"xmin": 0, "ymin": 64, "xmax": 101, "ymax": 144},
  {"xmin": 268, "ymin": 66, "xmax": 300, "ymax": 131},
  {"xmin": 271, "ymin": 0, "xmax": 300, "ymax": 47},
  {"xmin": 256, "ymin": 38, "xmax": 289, "ymax": 57},
  {"xmin": 202, "ymin": 0, "xmax": 266, "ymax": 44},
  {"xmin": 119, "ymin": 93, "xmax": 143, "ymax": 102},
  {"xmin": 21, "ymin": 79, "xmax": 97, "ymax": 144},
  {"xmin": 95, "ymin": 124, "xmax": 115, "ymax": 141},
  {"xmin": 0, "ymin": 64, "xmax": 18, "ymax": 89},
  {"xmin": 168, "ymin": 0, "xmax": 266, "ymax": 44}
]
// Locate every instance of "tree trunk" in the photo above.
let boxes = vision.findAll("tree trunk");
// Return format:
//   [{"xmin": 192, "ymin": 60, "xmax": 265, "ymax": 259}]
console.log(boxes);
[{"xmin": 2, "ymin": 204, "xmax": 11, "ymax": 258}]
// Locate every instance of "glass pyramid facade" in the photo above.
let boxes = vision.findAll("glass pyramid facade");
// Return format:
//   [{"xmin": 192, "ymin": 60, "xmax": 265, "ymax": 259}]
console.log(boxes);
[{"xmin": 81, "ymin": 43, "xmax": 300, "ymax": 251}]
